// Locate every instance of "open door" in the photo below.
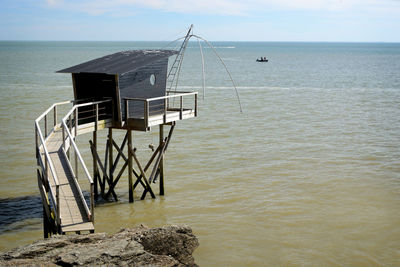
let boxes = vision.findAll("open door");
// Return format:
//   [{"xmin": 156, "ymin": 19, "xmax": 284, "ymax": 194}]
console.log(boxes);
[{"xmin": 72, "ymin": 73, "xmax": 119, "ymax": 124}]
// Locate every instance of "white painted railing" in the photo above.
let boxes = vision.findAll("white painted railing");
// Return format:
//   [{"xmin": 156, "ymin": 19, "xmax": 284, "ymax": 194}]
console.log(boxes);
[{"xmin": 124, "ymin": 91, "xmax": 198, "ymax": 128}]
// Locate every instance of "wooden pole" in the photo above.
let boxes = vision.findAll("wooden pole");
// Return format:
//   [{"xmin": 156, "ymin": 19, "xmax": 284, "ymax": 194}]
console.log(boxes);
[
  {"xmin": 43, "ymin": 206, "xmax": 49, "ymax": 238},
  {"xmin": 93, "ymin": 131, "xmax": 98, "ymax": 199},
  {"xmin": 108, "ymin": 128, "xmax": 113, "ymax": 186},
  {"xmin": 89, "ymin": 140, "xmax": 117, "ymax": 201},
  {"xmin": 127, "ymin": 130, "xmax": 133, "ymax": 202},
  {"xmin": 103, "ymin": 137, "xmax": 109, "ymax": 196},
  {"xmin": 159, "ymin": 125, "xmax": 165, "ymax": 195}
]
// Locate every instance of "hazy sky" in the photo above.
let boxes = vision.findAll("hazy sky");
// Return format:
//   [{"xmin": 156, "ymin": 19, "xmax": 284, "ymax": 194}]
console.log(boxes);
[{"xmin": 1, "ymin": 0, "xmax": 399, "ymax": 42}]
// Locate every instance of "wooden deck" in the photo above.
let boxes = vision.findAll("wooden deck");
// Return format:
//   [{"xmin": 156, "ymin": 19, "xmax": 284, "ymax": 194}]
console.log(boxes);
[
  {"xmin": 126, "ymin": 108, "xmax": 195, "ymax": 131},
  {"xmin": 41, "ymin": 128, "xmax": 94, "ymax": 234}
]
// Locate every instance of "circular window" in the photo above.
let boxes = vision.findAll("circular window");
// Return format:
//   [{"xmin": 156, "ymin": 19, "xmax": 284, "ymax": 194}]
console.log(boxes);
[{"xmin": 149, "ymin": 74, "xmax": 156, "ymax": 86}]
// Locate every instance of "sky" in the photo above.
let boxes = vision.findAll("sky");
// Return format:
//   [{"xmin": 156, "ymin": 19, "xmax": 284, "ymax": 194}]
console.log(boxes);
[{"xmin": 0, "ymin": 0, "xmax": 399, "ymax": 42}]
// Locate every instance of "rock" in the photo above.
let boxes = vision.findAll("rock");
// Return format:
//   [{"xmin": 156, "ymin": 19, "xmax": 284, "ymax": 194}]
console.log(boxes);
[{"xmin": 0, "ymin": 225, "xmax": 199, "ymax": 266}]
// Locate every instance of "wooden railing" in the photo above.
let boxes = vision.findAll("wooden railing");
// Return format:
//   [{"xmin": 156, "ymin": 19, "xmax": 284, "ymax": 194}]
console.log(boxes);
[{"xmin": 124, "ymin": 91, "xmax": 198, "ymax": 128}]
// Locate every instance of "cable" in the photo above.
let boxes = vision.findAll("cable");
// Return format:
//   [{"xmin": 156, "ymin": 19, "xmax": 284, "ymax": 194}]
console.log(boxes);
[
  {"xmin": 197, "ymin": 37, "xmax": 206, "ymax": 100},
  {"xmin": 192, "ymin": 35, "xmax": 243, "ymax": 113}
]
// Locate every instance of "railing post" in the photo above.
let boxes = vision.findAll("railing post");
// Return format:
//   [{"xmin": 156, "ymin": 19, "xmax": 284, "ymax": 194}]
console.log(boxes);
[
  {"xmin": 45, "ymin": 156, "xmax": 48, "ymax": 189},
  {"xmin": 44, "ymin": 115, "xmax": 48, "ymax": 138},
  {"xmin": 144, "ymin": 100, "xmax": 149, "ymax": 128},
  {"xmin": 74, "ymin": 149, "xmax": 78, "ymax": 180},
  {"xmin": 125, "ymin": 99, "xmax": 129, "ymax": 122},
  {"xmin": 180, "ymin": 96, "xmax": 183, "ymax": 120},
  {"xmin": 95, "ymin": 103, "xmax": 98, "ymax": 131},
  {"xmin": 164, "ymin": 98, "xmax": 167, "ymax": 124},
  {"xmin": 35, "ymin": 125, "xmax": 39, "ymax": 159},
  {"xmin": 56, "ymin": 185, "xmax": 60, "ymax": 231},
  {"xmin": 53, "ymin": 106, "xmax": 57, "ymax": 127},
  {"xmin": 67, "ymin": 114, "xmax": 72, "ymax": 159},
  {"xmin": 74, "ymin": 108, "xmax": 78, "ymax": 137},
  {"xmin": 62, "ymin": 122, "xmax": 65, "ymax": 151},
  {"xmin": 195, "ymin": 93, "xmax": 198, "ymax": 117},
  {"xmin": 74, "ymin": 109, "xmax": 78, "ymax": 179},
  {"xmin": 69, "ymin": 114, "xmax": 72, "ymax": 134}
]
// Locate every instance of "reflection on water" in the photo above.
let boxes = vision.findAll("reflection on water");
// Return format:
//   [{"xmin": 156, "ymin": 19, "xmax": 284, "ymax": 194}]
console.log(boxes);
[{"xmin": 0, "ymin": 196, "xmax": 42, "ymax": 233}]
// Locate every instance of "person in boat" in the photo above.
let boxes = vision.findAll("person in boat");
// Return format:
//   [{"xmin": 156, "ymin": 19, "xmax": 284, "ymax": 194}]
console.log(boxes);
[{"xmin": 263, "ymin": 57, "xmax": 267, "ymax": 61}]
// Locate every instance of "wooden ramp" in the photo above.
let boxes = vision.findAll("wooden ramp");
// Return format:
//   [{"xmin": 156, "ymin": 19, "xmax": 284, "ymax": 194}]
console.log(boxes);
[
  {"xmin": 41, "ymin": 128, "xmax": 94, "ymax": 234},
  {"xmin": 35, "ymin": 97, "xmax": 196, "ymax": 237}
]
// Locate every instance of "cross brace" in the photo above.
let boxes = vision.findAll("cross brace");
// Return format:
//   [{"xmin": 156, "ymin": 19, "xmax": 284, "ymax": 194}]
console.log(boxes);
[{"xmin": 89, "ymin": 124, "xmax": 175, "ymax": 202}]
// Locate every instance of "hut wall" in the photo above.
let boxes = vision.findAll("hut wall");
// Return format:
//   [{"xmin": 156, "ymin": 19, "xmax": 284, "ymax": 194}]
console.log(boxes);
[{"xmin": 119, "ymin": 58, "xmax": 168, "ymax": 120}]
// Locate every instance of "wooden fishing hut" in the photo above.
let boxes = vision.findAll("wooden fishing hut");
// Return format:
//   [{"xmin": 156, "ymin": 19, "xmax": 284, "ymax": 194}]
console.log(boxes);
[{"xmin": 35, "ymin": 48, "xmax": 198, "ymax": 237}]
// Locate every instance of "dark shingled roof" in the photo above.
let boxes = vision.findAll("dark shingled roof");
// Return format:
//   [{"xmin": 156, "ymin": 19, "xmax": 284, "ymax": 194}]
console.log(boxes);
[{"xmin": 57, "ymin": 49, "xmax": 178, "ymax": 74}]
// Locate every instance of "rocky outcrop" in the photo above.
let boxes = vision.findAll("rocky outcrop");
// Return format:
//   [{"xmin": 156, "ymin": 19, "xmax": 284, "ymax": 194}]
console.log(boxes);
[{"xmin": 0, "ymin": 225, "xmax": 199, "ymax": 266}]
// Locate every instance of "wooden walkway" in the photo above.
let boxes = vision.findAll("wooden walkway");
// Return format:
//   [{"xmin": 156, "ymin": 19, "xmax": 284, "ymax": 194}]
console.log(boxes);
[
  {"xmin": 35, "ymin": 96, "xmax": 197, "ymax": 236},
  {"xmin": 41, "ymin": 128, "xmax": 94, "ymax": 234}
]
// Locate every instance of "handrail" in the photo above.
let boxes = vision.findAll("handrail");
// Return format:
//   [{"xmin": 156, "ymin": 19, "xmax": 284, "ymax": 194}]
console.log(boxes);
[
  {"xmin": 35, "ymin": 100, "xmax": 72, "ymax": 123},
  {"xmin": 61, "ymin": 99, "xmax": 112, "ymax": 220},
  {"xmin": 35, "ymin": 98, "xmax": 111, "ymax": 226},
  {"xmin": 35, "ymin": 122, "xmax": 60, "ymax": 186},
  {"xmin": 35, "ymin": 122, "xmax": 59, "ymax": 224},
  {"xmin": 63, "ymin": 99, "xmax": 112, "ymax": 120},
  {"xmin": 61, "ymin": 122, "xmax": 93, "ymax": 184},
  {"xmin": 124, "ymin": 91, "xmax": 197, "ymax": 102},
  {"xmin": 123, "ymin": 91, "xmax": 197, "ymax": 129},
  {"xmin": 35, "ymin": 100, "xmax": 75, "ymax": 228},
  {"xmin": 167, "ymin": 90, "xmax": 196, "ymax": 94}
]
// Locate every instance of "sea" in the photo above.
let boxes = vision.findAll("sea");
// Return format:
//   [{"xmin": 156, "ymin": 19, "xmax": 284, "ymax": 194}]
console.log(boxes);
[{"xmin": 0, "ymin": 41, "xmax": 399, "ymax": 266}]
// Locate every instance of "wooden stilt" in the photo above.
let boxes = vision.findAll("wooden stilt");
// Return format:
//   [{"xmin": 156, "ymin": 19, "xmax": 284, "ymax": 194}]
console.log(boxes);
[
  {"xmin": 159, "ymin": 125, "xmax": 165, "ymax": 195},
  {"xmin": 38, "ymin": 169, "xmax": 54, "ymax": 238},
  {"xmin": 103, "ymin": 138, "xmax": 109, "ymax": 196},
  {"xmin": 128, "ymin": 130, "xmax": 133, "ymax": 202},
  {"xmin": 105, "ymin": 160, "xmax": 128, "ymax": 199},
  {"xmin": 93, "ymin": 131, "xmax": 98, "ymax": 199},
  {"xmin": 108, "ymin": 128, "xmax": 113, "ymax": 186},
  {"xmin": 90, "ymin": 139, "xmax": 105, "ymax": 195},
  {"xmin": 43, "ymin": 207, "xmax": 49, "ymax": 238},
  {"xmin": 87, "ymin": 123, "xmax": 174, "ymax": 204},
  {"xmin": 89, "ymin": 140, "xmax": 118, "ymax": 201}
]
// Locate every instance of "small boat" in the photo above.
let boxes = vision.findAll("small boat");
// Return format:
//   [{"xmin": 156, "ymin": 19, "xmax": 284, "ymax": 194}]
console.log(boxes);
[{"xmin": 256, "ymin": 58, "xmax": 268, "ymax": 62}]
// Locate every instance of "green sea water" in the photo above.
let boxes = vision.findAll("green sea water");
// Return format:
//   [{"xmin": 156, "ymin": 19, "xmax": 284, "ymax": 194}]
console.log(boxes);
[{"xmin": 0, "ymin": 41, "xmax": 400, "ymax": 266}]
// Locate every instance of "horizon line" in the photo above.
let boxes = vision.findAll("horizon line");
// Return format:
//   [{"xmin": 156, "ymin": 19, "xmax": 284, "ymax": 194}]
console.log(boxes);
[{"xmin": 1, "ymin": 40, "xmax": 399, "ymax": 44}]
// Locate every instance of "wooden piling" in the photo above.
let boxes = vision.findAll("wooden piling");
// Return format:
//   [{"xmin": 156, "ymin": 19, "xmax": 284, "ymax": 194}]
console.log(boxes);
[
  {"xmin": 159, "ymin": 125, "xmax": 165, "ymax": 195},
  {"xmin": 43, "ymin": 207, "xmax": 49, "ymax": 238},
  {"xmin": 93, "ymin": 131, "xmax": 98, "ymax": 199},
  {"xmin": 128, "ymin": 130, "xmax": 133, "ymax": 202},
  {"xmin": 108, "ymin": 128, "xmax": 113, "ymax": 185}
]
